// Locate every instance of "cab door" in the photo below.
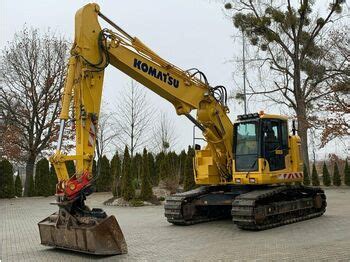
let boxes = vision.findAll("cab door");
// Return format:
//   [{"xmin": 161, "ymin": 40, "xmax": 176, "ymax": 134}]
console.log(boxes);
[{"xmin": 262, "ymin": 119, "xmax": 288, "ymax": 171}]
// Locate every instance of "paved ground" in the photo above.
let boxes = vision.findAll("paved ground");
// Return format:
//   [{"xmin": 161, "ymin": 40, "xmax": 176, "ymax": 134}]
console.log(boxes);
[{"xmin": 1, "ymin": 188, "xmax": 350, "ymax": 262}]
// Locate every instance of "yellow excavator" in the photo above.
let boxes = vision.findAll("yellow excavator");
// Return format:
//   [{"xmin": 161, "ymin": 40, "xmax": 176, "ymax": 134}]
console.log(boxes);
[{"xmin": 38, "ymin": 3, "xmax": 326, "ymax": 255}]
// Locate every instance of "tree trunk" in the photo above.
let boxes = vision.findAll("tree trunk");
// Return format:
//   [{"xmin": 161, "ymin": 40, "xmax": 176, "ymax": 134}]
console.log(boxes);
[
  {"xmin": 24, "ymin": 154, "xmax": 36, "ymax": 196},
  {"xmin": 296, "ymin": 105, "xmax": 310, "ymax": 174},
  {"xmin": 293, "ymin": 56, "xmax": 310, "ymax": 174}
]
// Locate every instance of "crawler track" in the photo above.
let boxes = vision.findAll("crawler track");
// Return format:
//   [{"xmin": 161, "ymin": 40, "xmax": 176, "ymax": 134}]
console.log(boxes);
[
  {"xmin": 164, "ymin": 186, "xmax": 234, "ymax": 225},
  {"xmin": 165, "ymin": 185, "xmax": 326, "ymax": 230},
  {"xmin": 231, "ymin": 185, "xmax": 326, "ymax": 230}
]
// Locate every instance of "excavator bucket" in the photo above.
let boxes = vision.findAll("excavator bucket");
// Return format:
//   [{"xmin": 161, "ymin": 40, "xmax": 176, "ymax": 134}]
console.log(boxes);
[{"xmin": 38, "ymin": 210, "xmax": 127, "ymax": 255}]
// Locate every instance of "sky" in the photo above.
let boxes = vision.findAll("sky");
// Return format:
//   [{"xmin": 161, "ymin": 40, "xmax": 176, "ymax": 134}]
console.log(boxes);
[{"xmin": 1, "ymin": 0, "xmax": 349, "ymax": 158}]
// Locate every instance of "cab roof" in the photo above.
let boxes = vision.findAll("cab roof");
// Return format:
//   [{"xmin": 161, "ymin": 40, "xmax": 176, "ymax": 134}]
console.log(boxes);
[{"xmin": 236, "ymin": 112, "xmax": 288, "ymax": 122}]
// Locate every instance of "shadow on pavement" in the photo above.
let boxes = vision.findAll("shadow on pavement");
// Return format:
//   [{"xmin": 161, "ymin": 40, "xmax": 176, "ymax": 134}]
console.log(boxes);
[{"xmin": 40, "ymin": 247, "xmax": 127, "ymax": 260}]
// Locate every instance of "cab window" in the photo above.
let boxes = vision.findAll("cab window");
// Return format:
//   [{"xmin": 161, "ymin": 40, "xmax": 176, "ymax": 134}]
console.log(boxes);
[
  {"xmin": 262, "ymin": 119, "xmax": 288, "ymax": 171},
  {"xmin": 234, "ymin": 122, "xmax": 258, "ymax": 171}
]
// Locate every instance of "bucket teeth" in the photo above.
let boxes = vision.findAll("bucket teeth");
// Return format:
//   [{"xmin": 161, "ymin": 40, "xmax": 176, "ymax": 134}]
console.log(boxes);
[{"xmin": 38, "ymin": 211, "xmax": 127, "ymax": 255}]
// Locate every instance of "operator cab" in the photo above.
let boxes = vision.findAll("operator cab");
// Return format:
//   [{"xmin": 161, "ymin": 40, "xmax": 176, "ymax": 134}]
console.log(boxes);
[{"xmin": 233, "ymin": 112, "xmax": 289, "ymax": 172}]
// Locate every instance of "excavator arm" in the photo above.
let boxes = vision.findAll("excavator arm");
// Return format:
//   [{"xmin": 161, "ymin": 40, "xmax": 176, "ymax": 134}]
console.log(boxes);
[
  {"xmin": 51, "ymin": 3, "xmax": 233, "ymax": 200},
  {"xmin": 39, "ymin": 3, "xmax": 233, "ymax": 255}
]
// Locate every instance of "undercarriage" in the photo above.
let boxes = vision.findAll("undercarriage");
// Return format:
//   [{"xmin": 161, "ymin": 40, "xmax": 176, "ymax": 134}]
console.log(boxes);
[{"xmin": 165, "ymin": 185, "xmax": 326, "ymax": 230}]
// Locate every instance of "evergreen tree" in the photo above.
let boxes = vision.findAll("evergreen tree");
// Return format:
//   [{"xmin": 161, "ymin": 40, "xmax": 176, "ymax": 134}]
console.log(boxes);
[
  {"xmin": 179, "ymin": 150, "xmax": 187, "ymax": 184},
  {"xmin": 14, "ymin": 175, "xmax": 23, "ymax": 197},
  {"xmin": 303, "ymin": 164, "xmax": 310, "ymax": 186},
  {"xmin": 322, "ymin": 162, "xmax": 331, "ymax": 187},
  {"xmin": 148, "ymin": 153, "xmax": 157, "ymax": 186},
  {"xmin": 66, "ymin": 160, "xmax": 76, "ymax": 177},
  {"xmin": 159, "ymin": 156, "xmax": 169, "ymax": 181},
  {"xmin": 35, "ymin": 158, "xmax": 51, "ymax": 197},
  {"xmin": 332, "ymin": 162, "xmax": 341, "ymax": 186},
  {"xmin": 132, "ymin": 153, "xmax": 143, "ymax": 188},
  {"xmin": 28, "ymin": 172, "xmax": 36, "ymax": 197},
  {"xmin": 0, "ymin": 159, "xmax": 15, "ymax": 198},
  {"xmin": 121, "ymin": 146, "xmax": 135, "ymax": 200},
  {"xmin": 140, "ymin": 148, "xmax": 153, "ymax": 200},
  {"xmin": 344, "ymin": 160, "xmax": 350, "ymax": 186},
  {"xmin": 96, "ymin": 155, "xmax": 111, "ymax": 192},
  {"xmin": 49, "ymin": 164, "xmax": 58, "ymax": 195},
  {"xmin": 34, "ymin": 162, "xmax": 42, "ymax": 195},
  {"xmin": 92, "ymin": 159, "xmax": 97, "ymax": 177},
  {"xmin": 155, "ymin": 151, "xmax": 165, "ymax": 183},
  {"xmin": 311, "ymin": 163, "xmax": 320, "ymax": 186},
  {"xmin": 184, "ymin": 146, "xmax": 196, "ymax": 191},
  {"xmin": 111, "ymin": 153, "xmax": 122, "ymax": 197},
  {"xmin": 167, "ymin": 151, "xmax": 179, "ymax": 177}
]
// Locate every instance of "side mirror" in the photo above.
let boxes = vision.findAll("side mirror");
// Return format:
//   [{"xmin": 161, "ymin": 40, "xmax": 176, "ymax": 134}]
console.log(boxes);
[{"xmin": 194, "ymin": 144, "xmax": 201, "ymax": 150}]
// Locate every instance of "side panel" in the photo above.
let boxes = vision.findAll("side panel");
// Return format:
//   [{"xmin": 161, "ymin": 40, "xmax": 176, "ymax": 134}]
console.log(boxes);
[{"xmin": 194, "ymin": 149, "xmax": 220, "ymax": 184}]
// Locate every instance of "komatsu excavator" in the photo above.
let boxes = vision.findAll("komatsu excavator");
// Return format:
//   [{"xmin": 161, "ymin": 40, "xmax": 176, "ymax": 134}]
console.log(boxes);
[{"xmin": 38, "ymin": 3, "xmax": 327, "ymax": 255}]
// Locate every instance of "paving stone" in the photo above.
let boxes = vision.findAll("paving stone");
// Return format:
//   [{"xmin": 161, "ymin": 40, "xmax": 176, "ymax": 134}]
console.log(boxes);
[{"xmin": 0, "ymin": 188, "xmax": 349, "ymax": 261}]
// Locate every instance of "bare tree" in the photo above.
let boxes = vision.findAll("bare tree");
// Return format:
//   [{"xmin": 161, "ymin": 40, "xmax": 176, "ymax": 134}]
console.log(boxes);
[
  {"xmin": 315, "ymin": 26, "xmax": 350, "ymax": 147},
  {"xmin": 96, "ymin": 106, "xmax": 119, "ymax": 157},
  {"xmin": 0, "ymin": 27, "xmax": 69, "ymax": 196},
  {"xmin": 113, "ymin": 80, "xmax": 154, "ymax": 157},
  {"xmin": 152, "ymin": 112, "xmax": 178, "ymax": 153},
  {"xmin": 225, "ymin": 0, "xmax": 348, "ymax": 170},
  {"xmin": 0, "ymin": 109, "xmax": 25, "ymax": 162}
]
